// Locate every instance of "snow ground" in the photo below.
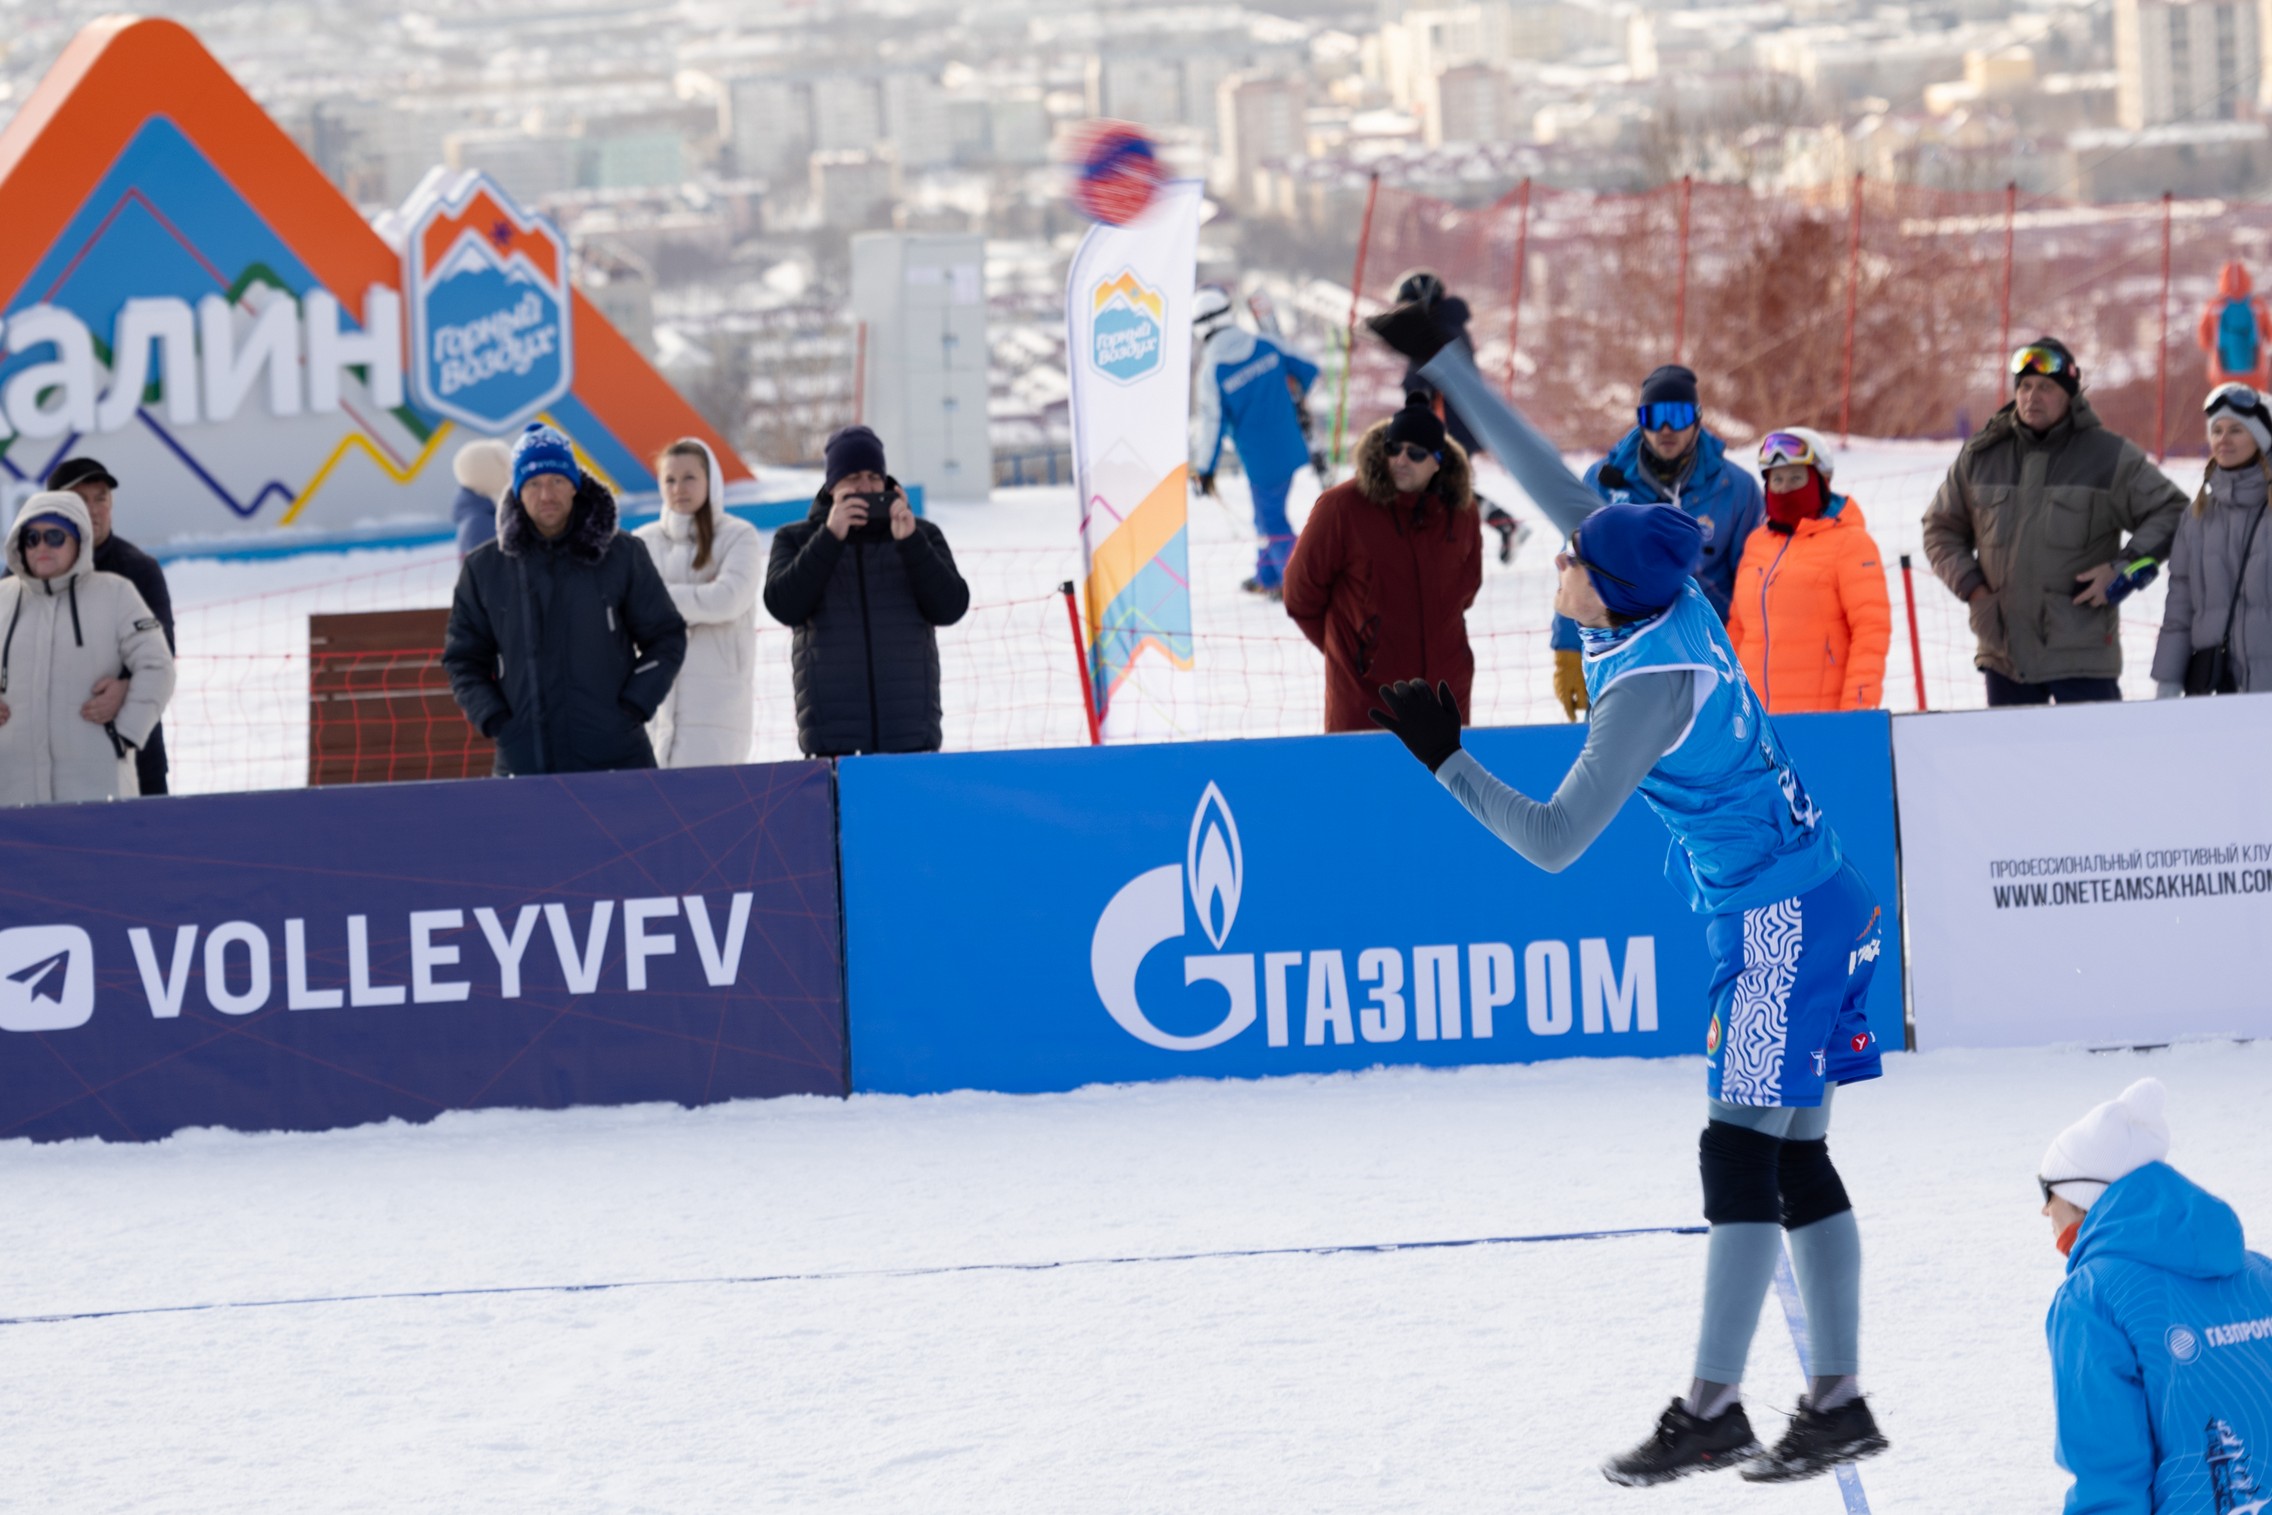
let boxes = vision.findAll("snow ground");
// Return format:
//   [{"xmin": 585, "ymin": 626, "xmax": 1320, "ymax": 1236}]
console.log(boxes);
[
  {"xmin": 158, "ymin": 439, "xmax": 2208, "ymax": 794},
  {"xmin": 7, "ymin": 1040, "xmax": 2268, "ymax": 1513}
]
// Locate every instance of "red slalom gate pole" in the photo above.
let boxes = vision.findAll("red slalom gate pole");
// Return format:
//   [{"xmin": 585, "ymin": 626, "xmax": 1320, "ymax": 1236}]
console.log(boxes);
[
  {"xmin": 1503, "ymin": 177, "xmax": 1532, "ymax": 402},
  {"xmin": 1997, "ymin": 182, "xmax": 2016, "ymax": 365},
  {"xmin": 1330, "ymin": 172, "xmax": 1381, "ymax": 470},
  {"xmin": 1898, "ymin": 554, "xmax": 1929, "ymax": 712},
  {"xmin": 1673, "ymin": 175, "xmax": 1693, "ymax": 364},
  {"xmin": 1839, "ymin": 173, "xmax": 1863, "ymax": 445},
  {"xmin": 2154, "ymin": 189, "xmax": 2173, "ymax": 463},
  {"xmin": 1060, "ymin": 580, "xmax": 1103, "ymax": 746}
]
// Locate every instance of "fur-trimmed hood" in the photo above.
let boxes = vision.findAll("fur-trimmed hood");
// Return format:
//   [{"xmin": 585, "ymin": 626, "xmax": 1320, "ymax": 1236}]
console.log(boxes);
[
  {"xmin": 1353, "ymin": 416, "xmax": 1472, "ymax": 511},
  {"xmin": 498, "ymin": 473, "xmax": 619, "ymax": 563}
]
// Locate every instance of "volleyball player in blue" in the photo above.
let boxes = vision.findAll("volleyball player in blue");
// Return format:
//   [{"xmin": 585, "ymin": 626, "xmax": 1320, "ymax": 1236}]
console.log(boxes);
[{"xmin": 1362, "ymin": 298, "xmax": 1890, "ymax": 1488}]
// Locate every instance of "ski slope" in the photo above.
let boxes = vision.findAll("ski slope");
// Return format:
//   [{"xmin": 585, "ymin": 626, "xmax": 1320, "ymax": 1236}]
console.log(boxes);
[{"xmin": 6, "ymin": 1040, "xmax": 2268, "ymax": 1512}]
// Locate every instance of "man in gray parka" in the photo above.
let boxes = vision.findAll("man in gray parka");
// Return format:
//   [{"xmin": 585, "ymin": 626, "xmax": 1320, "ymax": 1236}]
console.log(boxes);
[{"xmin": 1922, "ymin": 337, "xmax": 2187, "ymax": 705}]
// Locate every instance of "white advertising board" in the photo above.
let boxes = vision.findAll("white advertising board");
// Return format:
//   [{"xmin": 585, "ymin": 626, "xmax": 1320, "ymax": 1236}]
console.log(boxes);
[{"xmin": 1895, "ymin": 694, "xmax": 2272, "ymax": 1047}]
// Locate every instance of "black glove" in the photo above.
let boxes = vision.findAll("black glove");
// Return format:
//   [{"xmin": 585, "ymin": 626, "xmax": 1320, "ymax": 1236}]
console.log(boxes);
[
  {"xmin": 1195, "ymin": 472, "xmax": 1217, "ymax": 498},
  {"xmin": 1362, "ymin": 302, "xmax": 1452, "ymax": 366},
  {"xmin": 1369, "ymin": 679, "xmax": 1463, "ymax": 772},
  {"xmin": 1595, "ymin": 463, "xmax": 1627, "ymax": 491}
]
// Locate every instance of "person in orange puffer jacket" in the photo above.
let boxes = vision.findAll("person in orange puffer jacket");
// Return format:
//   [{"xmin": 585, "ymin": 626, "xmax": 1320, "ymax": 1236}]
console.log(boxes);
[{"xmin": 1725, "ymin": 427, "xmax": 1891, "ymax": 713}]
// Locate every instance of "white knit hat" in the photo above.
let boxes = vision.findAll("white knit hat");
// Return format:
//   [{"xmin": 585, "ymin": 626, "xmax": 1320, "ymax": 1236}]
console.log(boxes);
[{"xmin": 2039, "ymin": 1077, "xmax": 2170, "ymax": 1210}]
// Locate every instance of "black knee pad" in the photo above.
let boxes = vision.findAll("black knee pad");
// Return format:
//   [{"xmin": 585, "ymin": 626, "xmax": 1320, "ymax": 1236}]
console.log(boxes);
[
  {"xmin": 1778, "ymin": 1136, "xmax": 1853, "ymax": 1229},
  {"xmin": 1698, "ymin": 1121, "xmax": 1783, "ymax": 1225}
]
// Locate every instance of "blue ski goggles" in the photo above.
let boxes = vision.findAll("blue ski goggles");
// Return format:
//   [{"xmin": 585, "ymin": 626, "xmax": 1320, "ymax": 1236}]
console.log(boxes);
[{"xmin": 1638, "ymin": 401, "xmax": 1699, "ymax": 433}]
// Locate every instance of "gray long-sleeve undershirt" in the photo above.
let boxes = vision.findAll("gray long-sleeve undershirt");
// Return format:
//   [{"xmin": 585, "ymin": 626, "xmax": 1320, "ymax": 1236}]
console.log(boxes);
[
  {"xmin": 1411, "ymin": 335, "xmax": 1691, "ymax": 868},
  {"xmin": 1435, "ymin": 668, "xmax": 1693, "ymax": 871},
  {"xmin": 1419, "ymin": 344, "xmax": 1600, "ymax": 540}
]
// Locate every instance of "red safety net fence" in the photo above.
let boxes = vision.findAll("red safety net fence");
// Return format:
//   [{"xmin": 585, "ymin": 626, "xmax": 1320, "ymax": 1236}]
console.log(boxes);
[{"xmin": 1333, "ymin": 175, "xmax": 2272, "ymax": 461}]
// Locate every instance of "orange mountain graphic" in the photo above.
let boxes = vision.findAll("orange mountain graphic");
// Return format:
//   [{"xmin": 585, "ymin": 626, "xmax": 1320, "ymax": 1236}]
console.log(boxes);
[
  {"xmin": 1092, "ymin": 270, "xmax": 1163, "ymax": 321},
  {"xmin": 419, "ymin": 187, "xmax": 562, "ymax": 285}
]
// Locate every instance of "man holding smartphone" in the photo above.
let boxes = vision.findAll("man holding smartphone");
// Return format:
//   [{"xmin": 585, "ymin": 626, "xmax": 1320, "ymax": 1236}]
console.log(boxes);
[{"xmin": 764, "ymin": 424, "xmax": 970, "ymax": 756}]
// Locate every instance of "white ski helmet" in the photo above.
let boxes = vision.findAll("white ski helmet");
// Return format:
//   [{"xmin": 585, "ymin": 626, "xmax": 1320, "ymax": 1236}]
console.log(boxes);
[
  {"xmin": 1757, "ymin": 425, "xmax": 1835, "ymax": 481},
  {"xmin": 1193, "ymin": 285, "xmax": 1235, "ymax": 333}
]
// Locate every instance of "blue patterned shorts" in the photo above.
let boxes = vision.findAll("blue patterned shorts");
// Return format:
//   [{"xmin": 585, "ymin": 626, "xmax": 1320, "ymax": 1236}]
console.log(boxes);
[{"xmin": 1703, "ymin": 861, "xmax": 1885, "ymax": 1109}]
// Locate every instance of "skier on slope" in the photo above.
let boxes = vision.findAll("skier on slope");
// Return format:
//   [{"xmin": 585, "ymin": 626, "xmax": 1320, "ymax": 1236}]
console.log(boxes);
[
  {"xmin": 1191, "ymin": 286, "xmax": 1320, "ymax": 599},
  {"xmin": 1361, "ymin": 295, "xmax": 1890, "ymax": 1488}
]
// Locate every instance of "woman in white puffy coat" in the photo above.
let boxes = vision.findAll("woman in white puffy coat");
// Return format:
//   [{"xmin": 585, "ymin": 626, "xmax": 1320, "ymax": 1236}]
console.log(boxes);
[
  {"xmin": 0, "ymin": 490, "xmax": 175, "ymax": 806},
  {"xmin": 634, "ymin": 439, "xmax": 762, "ymax": 766}
]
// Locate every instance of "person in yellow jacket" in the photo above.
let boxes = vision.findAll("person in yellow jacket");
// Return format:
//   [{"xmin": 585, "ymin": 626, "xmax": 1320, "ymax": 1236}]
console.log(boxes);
[{"xmin": 1725, "ymin": 428, "xmax": 1891, "ymax": 713}]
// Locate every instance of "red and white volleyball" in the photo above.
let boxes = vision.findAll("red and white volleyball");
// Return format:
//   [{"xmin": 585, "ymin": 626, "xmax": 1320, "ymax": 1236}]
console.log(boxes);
[{"xmin": 1066, "ymin": 120, "xmax": 1164, "ymax": 227}]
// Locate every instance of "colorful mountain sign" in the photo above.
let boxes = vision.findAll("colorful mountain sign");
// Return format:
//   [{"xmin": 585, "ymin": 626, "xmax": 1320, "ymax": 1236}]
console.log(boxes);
[
  {"xmin": 401, "ymin": 170, "xmax": 575, "ymax": 433},
  {"xmin": 0, "ymin": 17, "xmax": 748, "ymax": 546}
]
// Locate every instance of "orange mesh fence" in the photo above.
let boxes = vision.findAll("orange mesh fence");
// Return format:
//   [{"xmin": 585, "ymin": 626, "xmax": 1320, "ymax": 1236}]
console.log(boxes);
[{"xmin": 1325, "ymin": 175, "xmax": 2272, "ymax": 461}]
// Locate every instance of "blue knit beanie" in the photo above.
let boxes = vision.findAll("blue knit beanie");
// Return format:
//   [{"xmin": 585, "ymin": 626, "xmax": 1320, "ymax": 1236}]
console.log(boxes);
[
  {"xmin": 1573, "ymin": 503, "xmax": 1704, "ymax": 618},
  {"xmin": 510, "ymin": 423, "xmax": 578, "ymax": 497}
]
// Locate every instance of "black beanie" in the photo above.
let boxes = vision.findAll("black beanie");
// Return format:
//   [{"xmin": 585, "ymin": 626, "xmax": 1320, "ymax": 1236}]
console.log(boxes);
[
  {"xmin": 2017, "ymin": 335, "xmax": 2081, "ymax": 397},
  {"xmin": 1387, "ymin": 393, "xmax": 1447, "ymax": 454},
  {"xmin": 1638, "ymin": 364, "xmax": 1700, "ymax": 408},
  {"xmin": 823, "ymin": 425, "xmax": 887, "ymax": 490}
]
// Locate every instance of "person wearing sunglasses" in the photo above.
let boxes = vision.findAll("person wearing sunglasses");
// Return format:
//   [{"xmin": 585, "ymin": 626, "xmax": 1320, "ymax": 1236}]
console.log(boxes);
[
  {"xmin": 1362, "ymin": 298, "xmax": 1889, "ymax": 1488},
  {"xmin": 1543, "ymin": 365, "xmax": 1765, "ymax": 722},
  {"xmin": 1281, "ymin": 392, "xmax": 1482, "ymax": 734},
  {"xmin": 1723, "ymin": 427, "xmax": 1890, "ymax": 713},
  {"xmin": 2151, "ymin": 384, "xmax": 2272, "ymax": 698},
  {"xmin": 0, "ymin": 490, "xmax": 175, "ymax": 807},
  {"xmin": 1388, "ymin": 270, "xmax": 1533, "ymax": 568},
  {"xmin": 2038, "ymin": 1076, "xmax": 2272, "ymax": 1515},
  {"xmin": 1922, "ymin": 336, "xmax": 2187, "ymax": 706}
]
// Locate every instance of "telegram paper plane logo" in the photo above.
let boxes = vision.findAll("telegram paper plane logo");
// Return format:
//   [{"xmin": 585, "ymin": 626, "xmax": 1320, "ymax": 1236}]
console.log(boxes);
[{"xmin": 0, "ymin": 926, "xmax": 95, "ymax": 1032}]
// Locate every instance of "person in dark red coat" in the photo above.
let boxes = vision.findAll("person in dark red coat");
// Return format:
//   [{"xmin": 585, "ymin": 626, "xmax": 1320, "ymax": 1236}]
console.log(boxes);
[{"xmin": 1283, "ymin": 394, "xmax": 1482, "ymax": 732}]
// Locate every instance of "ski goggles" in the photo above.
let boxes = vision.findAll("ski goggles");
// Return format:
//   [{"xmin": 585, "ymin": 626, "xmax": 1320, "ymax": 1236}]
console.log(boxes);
[
  {"xmin": 1557, "ymin": 531, "xmax": 1637, "ymax": 590},
  {"xmin": 2037, "ymin": 1174, "xmax": 2111, "ymax": 1206},
  {"xmin": 2009, "ymin": 343, "xmax": 2076, "ymax": 379},
  {"xmin": 1637, "ymin": 400, "xmax": 1699, "ymax": 433},
  {"xmin": 2206, "ymin": 382, "xmax": 2270, "ymax": 426},
  {"xmin": 16, "ymin": 525, "xmax": 74, "ymax": 550},
  {"xmin": 1757, "ymin": 431, "xmax": 1824, "ymax": 470}
]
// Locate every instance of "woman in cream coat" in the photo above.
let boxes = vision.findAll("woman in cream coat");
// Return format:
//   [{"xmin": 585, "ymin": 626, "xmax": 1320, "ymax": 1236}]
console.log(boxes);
[
  {"xmin": 634, "ymin": 439, "xmax": 762, "ymax": 766},
  {"xmin": 0, "ymin": 490, "xmax": 175, "ymax": 805}
]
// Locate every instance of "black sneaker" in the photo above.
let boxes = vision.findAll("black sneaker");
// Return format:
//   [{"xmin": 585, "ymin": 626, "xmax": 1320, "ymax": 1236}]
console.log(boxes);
[
  {"xmin": 1238, "ymin": 576, "xmax": 1283, "ymax": 601},
  {"xmin": 1361, "ymin": 301, "xmax": 1452, "ymax": 366},
  {"xmin": 1602, "ymin": 1399, "xmax": 1762, "ymax": 1487},
  {"xmin": 1740, "ymin": 1394, "xmax": 1888, "ymax": 1483}
]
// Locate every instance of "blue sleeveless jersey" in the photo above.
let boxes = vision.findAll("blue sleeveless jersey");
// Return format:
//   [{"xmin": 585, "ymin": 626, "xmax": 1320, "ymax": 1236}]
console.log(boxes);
[{"xmin": 1583, "ymin": 583, "xmax": 1843, "ymax": 915}]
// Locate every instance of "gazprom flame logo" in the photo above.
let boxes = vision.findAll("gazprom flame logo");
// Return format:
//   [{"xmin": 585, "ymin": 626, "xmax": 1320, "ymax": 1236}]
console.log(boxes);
[
  {"xmin": 1090, "ymin": 269, "xmax": 1165, "ymax": 385},
  {"xmin": 1092, "ymin": 784, "xmax": 1254, "ymax": 1050}
]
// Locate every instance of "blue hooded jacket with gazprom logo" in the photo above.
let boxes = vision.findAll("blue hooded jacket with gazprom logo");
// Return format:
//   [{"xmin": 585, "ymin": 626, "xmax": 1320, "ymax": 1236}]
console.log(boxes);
[
  {"xmin": 1553, "ymin": 427, "xmax": 1766, "ymax": 651},
  {"xmin": 1192, "ymin": 328, "xmax": 1320, "ymax": 485},
  {"xmin": 1581, "ymin": 580, "xmax": 1842, "ymax": 915},
  {"xmin": 2048, "ymin": 1161, "xmax": 2272, "ymax": 1515}
]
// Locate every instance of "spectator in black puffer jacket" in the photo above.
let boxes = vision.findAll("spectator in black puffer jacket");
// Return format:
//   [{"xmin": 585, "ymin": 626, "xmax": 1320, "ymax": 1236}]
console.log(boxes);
[
  {"xmin": 443, "ymin": 423, "xmax": 687, "ymax": 776},
  {"xmin": 764, "ymin": 425, "xmax": 969, "ymax": 756}
]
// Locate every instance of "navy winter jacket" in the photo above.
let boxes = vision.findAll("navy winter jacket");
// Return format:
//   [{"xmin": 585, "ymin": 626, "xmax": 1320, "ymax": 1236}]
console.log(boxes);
[
  {"xmin": 443, "ymin": 475, "xmax": 687, "ymax": 776},
  {"xmin": 763, "ymin": 484, "xmax": 969, "ymax": 757}
]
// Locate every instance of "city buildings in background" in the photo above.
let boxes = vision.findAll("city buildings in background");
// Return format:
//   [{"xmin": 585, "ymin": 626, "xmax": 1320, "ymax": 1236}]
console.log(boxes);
[{"xmin": 1, "ymin": 0, "xmax": 2263, "ymax": 471}]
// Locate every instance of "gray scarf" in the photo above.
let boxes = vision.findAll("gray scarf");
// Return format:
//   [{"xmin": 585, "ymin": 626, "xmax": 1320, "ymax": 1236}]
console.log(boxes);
[{"xmin": 2209, "ymin": 462, "xmax": 2269, "ymax": 513}]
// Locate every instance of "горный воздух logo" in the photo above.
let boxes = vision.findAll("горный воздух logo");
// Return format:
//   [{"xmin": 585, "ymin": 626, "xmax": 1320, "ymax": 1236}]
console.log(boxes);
[
  {"xmin": 400, "ymin": 169, "xmax": 574, "ymax": 433},
  {"xmin": 1090, "ymin": 269, "xmax": 1165, "ymax": 385},
  {"xmin": 1089, "ymin": 786, "xmax": 1664, "ymax": 1054},
  {"xmin": 0, "ymin": 925, "xmax": 95, "ymax": 1032}
]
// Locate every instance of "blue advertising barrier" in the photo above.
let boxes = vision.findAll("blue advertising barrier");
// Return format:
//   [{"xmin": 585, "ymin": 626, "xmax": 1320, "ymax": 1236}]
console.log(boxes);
[
  {"xmin": 0, "ymin": 762, "xmax": 846, "ymax": 1141},
  {"xmin": 841, "ymin": 713, "xmax": 1900, "ymax": 1095}
]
